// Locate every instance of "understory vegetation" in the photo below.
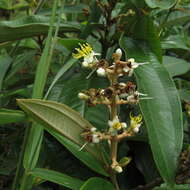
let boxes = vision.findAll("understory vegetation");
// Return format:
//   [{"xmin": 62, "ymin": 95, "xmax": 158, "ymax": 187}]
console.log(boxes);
[{"xmin": 0, "ymin": 0, "xmax": 190, "ymax": 190}]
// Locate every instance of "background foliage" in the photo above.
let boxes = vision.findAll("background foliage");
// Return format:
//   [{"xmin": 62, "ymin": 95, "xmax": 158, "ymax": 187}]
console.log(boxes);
[{"xmin": 0, "ymin": 0, "xmax": 190, "ymax": 190}]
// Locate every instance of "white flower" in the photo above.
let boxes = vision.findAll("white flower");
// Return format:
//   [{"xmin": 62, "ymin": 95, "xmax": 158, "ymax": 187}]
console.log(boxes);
[
  {"xmin": 108, "ymin": 116, "xmax": 127, "ymax": 130},
  {"xmin": 97, "ymin": 67, "xmax": 106, "ymax": 77},
  {"xmin": 130, "ymin": 113, "xmax": 142, "ymax": 133},
  {"xmin": 73, "ymin": 43, "xmax": 100, "ymax": 67},
  {"xmin": 123, "ymin": 58, "xmax": 149, "ymax": 76}
]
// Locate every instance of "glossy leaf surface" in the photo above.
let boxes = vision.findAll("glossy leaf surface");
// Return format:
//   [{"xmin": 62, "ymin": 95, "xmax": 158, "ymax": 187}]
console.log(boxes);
[{"xmin": 120, "ymin": 37, "xmax": 183, "ymax": 185}]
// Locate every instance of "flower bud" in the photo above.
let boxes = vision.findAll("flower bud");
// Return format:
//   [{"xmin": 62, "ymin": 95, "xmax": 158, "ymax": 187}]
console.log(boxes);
[
  {"xmin": 90, "ymin": 127, "xmax": 97, "ymax": 132},
  {"xmin": 114, "ymin": 165, "xmax": 123, "ymax": 173},
  {"xmin": 82, "ymin": 61, "xmax": 89, "ymax": 67},
  {"xmin": 115, "ymin": 48, "xmax": 122, "ymax": 58},
  {"xmin": 78, "ymin": 92, "xmax": 89, "ymax": 100},
  {"xmin": 128, "ymin": 58, "xmax": 135, "ymax": 63},
  {"xmin": 133, "ymin": 127, "xmax": 140, "ymax": 133},
  {"xmin": 92, "ymin": 134, "xmax": 100, "ymax": 143},
  {"xmin": 97, "ymin": 67, "xmax": 106, "ymax": 77}
]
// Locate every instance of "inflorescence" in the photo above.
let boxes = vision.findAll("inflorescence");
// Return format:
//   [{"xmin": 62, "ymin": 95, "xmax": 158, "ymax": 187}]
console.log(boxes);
[{"xmin": 73, "ymin": 43, "xmax": 149, "ymax": 173}]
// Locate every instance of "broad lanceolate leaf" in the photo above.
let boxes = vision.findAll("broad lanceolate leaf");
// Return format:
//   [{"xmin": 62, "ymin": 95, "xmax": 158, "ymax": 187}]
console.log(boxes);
[
  {"xmin": 0, "ymin": 15, "xmax": 80, "ymax": 43},
  {"xmin": 30, "ymin": 168, "xmax": 83, "ymax": 190},
  {"xmin": 17, "ymin": 99, "xmax": 108, "ymax": 176},
  {"xmin": 80, "ymin": 177, "xmax": 115, "ymax": 190},
  {"xmin": 120, "ymin": 37, "xmax": 183, "ymax": 185},
  {"xmin": 0, "ymin": 109, "xmax": 26, "ymax": 125}
]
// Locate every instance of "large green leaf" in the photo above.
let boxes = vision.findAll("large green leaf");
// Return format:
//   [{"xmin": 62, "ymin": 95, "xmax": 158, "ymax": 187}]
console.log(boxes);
[
  {"xmin": 0, "ymin": 108, "xmax": 26, "ymax": 125},
  {"xmin": 0, "ymin": 15, "xmax": 80, "ymax": 43},
  {"xmin": 17, "ymin": 99, "xmax": 108, "ymax": 176},
  {"xmin": 120, "ymin": 37, "xmax": 183, "ymax": 185},
  {"xmin": 145, "ymin": 0, "xmax": 177, "ymax": 9},
  {"xmin": 163, "ymin": 56, "xmax": 190, "ymax": 77},
  {"xmin": 30, "ymin": 168, "xmax": 83, "ymax": 190},
  {"xmin": 79, "ymin": 177, "xmax": 115, "ymax": 190}
]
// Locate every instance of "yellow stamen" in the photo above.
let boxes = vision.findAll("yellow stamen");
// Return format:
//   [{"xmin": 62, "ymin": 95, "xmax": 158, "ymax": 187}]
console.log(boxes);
[
  {"xmin": 130, "ymin": 113, "xmax": 142, "ymax": 125},
  {"xmin": 72, "ymin": 43, "xmax": 93, "ymax": 59},
  {"xmin": 113, "ymin": 122, "xmax": 122, "ymax": 130}
]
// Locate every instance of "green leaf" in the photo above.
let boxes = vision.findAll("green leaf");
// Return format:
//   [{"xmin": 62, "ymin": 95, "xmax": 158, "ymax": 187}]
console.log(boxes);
[
  {"xmin": 178, "ymin": 89, "xmax": 190, "ymax": 101},
  {"xmin": 30, "ymin": 168, "xmax": 83, "ymax": 190},
  {"xmin": 57, "ymin": 38, "xmax": 85, "ymax": 51},
  {"xmin": 161, "ymin": 35, "xmax": 190, "ymax": 50},
  {"xmin": 120, "ymin": 37, "xmax": 183, "ymax": 185},
  {"xmin": 163, "ymin": 56, "xmax": 190, "ymax": 77},
  {"xmin": 132, "ymin": 15, "xmax": 162, "ymax": 63},
  {"xmin": 17, "ymin": 99, "xmax": 108, "ymax": 176},
  {"xmin": 80, "ymin": 177, "xmax": 115, "ymax": 190},
  {"xmin": 0, "ymin": 55, "xmax": 12, "ymax": 90},
  {"xmin": 0, "ymin": 108, "xmax": 26, "ymax": 125},
  {"xmin": 153, "ymin": 183, "xmax": 190, "ymax": 190},
  {"xmin": 163, "ymin": 9, "xmax": 190, "ymax": 27},
  {"xmin": 0, "ymin": 15, "xmax": 80, "ymax": 43},
  {"xmin": 44, "ymin": 58, "xmax": 77, "ymax": 99},
  {"xmin": 145, "ymin": 0, "xmax": 177, "ymax": 9},
  {"xmin": 47, "ymin": 128, "xmax": 108, "ymax": 176}
]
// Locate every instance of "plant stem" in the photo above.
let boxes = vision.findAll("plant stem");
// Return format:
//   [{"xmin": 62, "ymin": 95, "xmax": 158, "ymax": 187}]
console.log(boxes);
[{"xmin": 109, "ymin": 74, "xmax": 120, "ymax": 190}]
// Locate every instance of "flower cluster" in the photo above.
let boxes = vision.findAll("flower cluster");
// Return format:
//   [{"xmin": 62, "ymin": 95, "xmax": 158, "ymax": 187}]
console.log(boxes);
[
  {"xmin": 73, "ymin": 43, "xmax": 148, "ymax": 174},
  {"xmin": 78, "ymin": 82, "xmax": 147, "ymax": 106},
  {"xmin": 73, "ymin": 43, "xmax": 148, "ymax": 78}
]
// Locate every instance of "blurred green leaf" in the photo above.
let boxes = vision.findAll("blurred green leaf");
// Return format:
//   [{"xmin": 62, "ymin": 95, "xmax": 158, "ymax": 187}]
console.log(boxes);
[
  {"xmin": 79, "ymin": 177, "xmax": 115, "ymax": 190},
  {"xmin": 30, "ymin": 168, "xmax": 83, "ymax": 190},
  {"xmin": 161, "ymin": 35, "xmax": 190, "ymax": 50},
  {"xmin": 153, "ymin": 183, "xmax": 190, "ymax": 190},
  {"xmin": 178, "ymin": 89, "xmax": 190, "ymax": 101},
  {"xmin": 145, "ymin": 0, "xmax": 177, "ymax": 9},
  {"xmin": 120, "ymin": 37, "xmax": 183, "ymax": 185},
  {"xmin": 163, "ymin": 9, "xmax": 190, "ymax": 27},
  {"xmin": 163, "ymin": 56, "xmax": 190, "ymax": 77},
  {"xmin": 133, "ymin": 15, "xmax": 162, "ymax": 62},
  {"xmin": 0, "ymin": 108, "xmax": 26, "ymax": 125},
  {"xmin": 57, "ymin": 38, "xmax": 85, "ymax": 51},
  {"xmin": 0, "ymin": 55, "xmax": 12, "ymax": 90},
  {"xmin": 0, "ymin": 15, "xmax": 80, "ymax": 43}
]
